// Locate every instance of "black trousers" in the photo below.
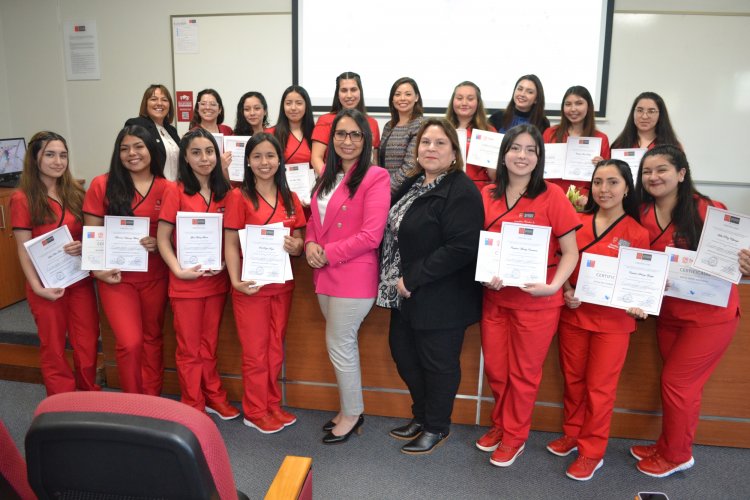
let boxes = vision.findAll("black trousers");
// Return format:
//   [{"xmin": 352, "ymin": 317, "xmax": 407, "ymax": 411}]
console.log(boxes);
[{"xmin": 388, "ymin": 308, "xmax": 467, "ymax": 434}]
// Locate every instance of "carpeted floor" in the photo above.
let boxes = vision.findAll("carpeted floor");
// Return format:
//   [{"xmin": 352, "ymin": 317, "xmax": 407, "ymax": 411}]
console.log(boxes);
[{"xmin": 1, "ymin": 380, "xmax": 748, "ymax": 499}]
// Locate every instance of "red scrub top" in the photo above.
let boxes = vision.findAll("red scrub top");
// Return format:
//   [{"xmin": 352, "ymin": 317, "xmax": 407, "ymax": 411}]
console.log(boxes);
[
  {"xmin": 11, "ymin": 191, "xmax": 83, "ymax": 241},
  {"xmin": 560, "ymin": 212, "xmax": 650, "ymax": 333},
  {"xmin": 224, "ymin": 188, "xmax": 306, "ymax": 296},
  {"xmin": 83, "ymin": 174, "xmax": 170, "ymax": 282},
  {"xmin": 159, "ymin": 182, "xmax": 230, "ymax": 298},
  {"xmin": 640, "ymin": 198, "xmax": 740, "ymax": 326},
  {"xmin": 265, "ymin": 126, "xmax": 312, "ymax": 165},
  {"xmin": 482, "ymin": 181, "xmax": 581, "ymax": 310},
  {"xmin": 543, "ymin": 127, "xmax": 611, "ymax": 196}
]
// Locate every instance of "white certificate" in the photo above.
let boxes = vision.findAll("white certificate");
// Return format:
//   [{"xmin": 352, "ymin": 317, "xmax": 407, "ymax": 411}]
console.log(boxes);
[
  {"xmin": 543, "ymin": 143, "xmax": 567, "ymax": 179},
  {"xmin": 610, "ymin": 247, "xmax": 669, "ymax": 315},
  {"xmin": 573, "ymin": 253, "xmax": 618, "ymax": 307},
  {"xmin": 693, "ymin": 206, "xmax": 750, "ymax": 284},
  {"xmin": 212, "ymin": 133, "xmax": 225, "ymax": 153},
  {"xmin": 475, "ymin": 230, "xmax": 502, "ymax": 283},
  {"xmin": 238, "ymin": 224, "xmax": 293, "ymax": 287},
  {"xmin": 611, "ymin": 148, "xmax": 647, "ymax": 181},
  {"xmin": 224, "ymin": 135, "xmax": 250, "ymax": 182},
  {"xmin": 664, "ymin": 247, "xmax": 731, "ymax": 307},
  {"xmin": 81, "ymin": 226, "xmax": 105, "ymax": 271},
  {"xmin": 286, "ymin": 162, "xmax": 313, "ymax": 205},
  {"xmin": 176, "ymin": 212, "xmax": 223, "ymax": 271},
  {"xmin": 241, "ymin": 224, "xmax": 290, "ymax": 284},
  {"xmin": 466, "ymin": 129, "xmax": 504, "ymax": 169},
  {"xmin": 104, "ymin": 216, "xmax": 149, "ymax": 272},
  {"xmin": 563, "ymin": 136, "xmax": 602, "ymax": 181},
  {"xmin": 497, "ymin": 222, "xmax": 551, "ymax": 287},
  {"xmin": 456, "ymin": 128, "xmax": 467, "ymax": 166},
  {"xmin": 23, "ymin": 226, "xmax": 89, "ymax": 289}
]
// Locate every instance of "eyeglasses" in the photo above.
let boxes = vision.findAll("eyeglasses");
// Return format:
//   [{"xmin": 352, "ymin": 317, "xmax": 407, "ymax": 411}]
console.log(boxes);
[
  {"xmin": 333, "ymin": 130, "xmax": 364, "ymax": 143},
  {"xmin": 635, "ymin": 107, "xmax": 659, "ymax": 116},
  {"xmin": 199, "ymin": 101, "xmax": 219, "ymax": 108}
]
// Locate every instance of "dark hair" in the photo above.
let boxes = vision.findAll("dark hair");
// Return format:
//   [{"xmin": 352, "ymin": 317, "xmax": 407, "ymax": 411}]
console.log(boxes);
[
  {"xmin": 20, "ymin": 131, "xmax": 84, "ymax": 225},
  {"xmin": 387, "ymin": 77, "xmax": 423, "ymax": 128},
  {"xmin": 582, "ymin": 159, "xmax": 640, "ymax": 221},
  {"xmin": 331, "ymin": 72, "xmax": 367, "ymax": 114},
  {"xmin": 611, "ymin": 92, "xmax": 681, "ymax": 149},
  {"xmin": 272, "ymin": 85, "xmax": 315, "ymax": 155},
  {"xmin": 407, "ymin": 118, "xmax": 463, "ymax": 178},
  {"xmin": 552, "ymin": 86, "xmax": 596, "ymax": 143},
  {"xmin": 138, "ymin": 84, "xmax": 174, "ymax": 124},
  {"xmin": 233, "ymin": 91, "xmax": 270, "ymax": 135},
  {"xmin": 177, "ymin": 128, "xmax": 230, "ymax": 202},
  {"xmin": 314, "ymin": 109, "xmax": 373, "ymax": 199},
  {"xmin": 636, "ymin": 145, "xmax": 709, "ymax": 250},
  {"xmin": 500, "ymin": 75, "xmax": 547, "ymax": 131},
  {"xmin": 491, "ymin": 124, "xmax": 547, "ymax": 199},
  {"xmin": 105, "ymin": 125, "xmax": 165, "ymax": 216},
  {"xmin": 445, "ymin": 81, "xmax": 490, "ymax": 131},
  {"xmin": 190, "ymin": 89, "xmax": 225, "ymax": 129},
  {"xmin": 241, "ymin": 133, "xmax": 295, "ymax": 215}
]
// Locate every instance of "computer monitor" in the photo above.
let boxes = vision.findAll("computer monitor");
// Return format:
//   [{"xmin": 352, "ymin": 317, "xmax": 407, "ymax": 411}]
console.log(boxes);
[{"xmin": 0, "ymin": 137, "xmax": 26, "ymax": 188}]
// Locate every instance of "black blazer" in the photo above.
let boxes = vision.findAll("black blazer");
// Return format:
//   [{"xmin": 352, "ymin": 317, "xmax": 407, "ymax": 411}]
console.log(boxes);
[
  {"xmin": 124, "ymin": 116, "xmax": 180, "ymax": 161},
  {"xmin": 395, "ymin": 170, "xmax": 484, "ymax": 330}
]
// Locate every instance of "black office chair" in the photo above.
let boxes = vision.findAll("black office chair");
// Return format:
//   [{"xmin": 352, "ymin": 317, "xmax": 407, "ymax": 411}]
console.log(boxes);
[{"xmin": 25, "ymin": 391, "xmax": 248, "ymax": 500}]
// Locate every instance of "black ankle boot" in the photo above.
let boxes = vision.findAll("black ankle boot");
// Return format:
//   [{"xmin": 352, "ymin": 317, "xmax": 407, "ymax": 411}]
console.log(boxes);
[
  {"xmin": 389, "ymin": 419, "xmax": 423, "ymax": 440},
  {"xmin": 401, "ymin": 430, "xmax": 449, "ymax": 455}
]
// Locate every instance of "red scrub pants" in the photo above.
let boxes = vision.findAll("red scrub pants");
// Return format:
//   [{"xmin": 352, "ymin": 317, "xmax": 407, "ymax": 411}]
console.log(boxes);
[
  {"xmin": 98, "ymin": 278, "xmax": 168, "ymax": 395},
  {"xmin": 558, "ymin": 322, "xmax": 630, "ymax": 459},
  {"xmin": 171, "ymin": 293, "xmax": 229, "ymax": 410},
  {"xmin": 232, "ymin": 290, "xmax": 292, "ymax": 419},
  {"xmin": 26, "ymin": 278, "xmax": 100, "ymax": 395},
  {"xmin": 481, "ymin": 299, "xmax": 561, "ymax": 447}
]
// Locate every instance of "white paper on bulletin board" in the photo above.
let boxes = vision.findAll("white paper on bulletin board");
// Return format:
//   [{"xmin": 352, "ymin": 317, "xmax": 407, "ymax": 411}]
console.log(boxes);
[
  {"xmin": 63, "ymin": 20, "xmax": 101, "ymax": 80},
  {"xmin": 172, "ymin": 17, "xmax": 199, "ymax": 54}
]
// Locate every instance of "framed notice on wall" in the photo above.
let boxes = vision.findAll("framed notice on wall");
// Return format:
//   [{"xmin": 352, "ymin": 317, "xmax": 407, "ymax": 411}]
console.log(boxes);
[{"xmin": 63, "ymin": 20, "xmax": 101, "ymax": 80}]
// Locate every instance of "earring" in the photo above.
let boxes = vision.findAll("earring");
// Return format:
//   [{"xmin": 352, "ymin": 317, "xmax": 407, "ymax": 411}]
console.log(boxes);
[{"xmin": 624, "ymin": 192, "xmax": 628, "ymax": 198}]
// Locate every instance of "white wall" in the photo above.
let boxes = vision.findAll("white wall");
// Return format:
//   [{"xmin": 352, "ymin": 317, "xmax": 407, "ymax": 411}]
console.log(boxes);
[
  {"xmin": 0, "ymin": 0, "xmax": 288, "ymax": 183},
  {"xmin": 0, "ymin": 13, "xmax": 11, "ymax": 138}
]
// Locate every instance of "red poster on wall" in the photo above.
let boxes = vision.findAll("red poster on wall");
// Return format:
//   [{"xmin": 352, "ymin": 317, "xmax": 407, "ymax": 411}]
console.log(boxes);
[{"xmin": 175, "ymin": 91, "xmax": 193, "ymax": 122}]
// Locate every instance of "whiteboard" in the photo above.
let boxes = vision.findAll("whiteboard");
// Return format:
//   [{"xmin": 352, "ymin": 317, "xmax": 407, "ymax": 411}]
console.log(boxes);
[
  {"xmin": 602, "ymin": 12, "xmax": 750, "ymax": 185},
  {"xmin": 171, "ymin": 13, "xmax": 292, "ymax": 136}
]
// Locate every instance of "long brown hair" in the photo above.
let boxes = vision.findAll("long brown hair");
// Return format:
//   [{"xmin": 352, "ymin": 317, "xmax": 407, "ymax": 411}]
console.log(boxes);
[
  {"xmin": 20, "ymin": 131, "xmax": 85, "ymax": 225},
  {"xmin": 445, "ymin": 81, "xmax": 491, "ymax": 131}
]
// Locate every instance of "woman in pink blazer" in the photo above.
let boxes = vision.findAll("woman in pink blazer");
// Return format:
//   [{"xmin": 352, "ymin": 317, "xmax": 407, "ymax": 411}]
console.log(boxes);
[{"xmin": 305, "ymin": 109, "xmax": 390, "ymax": 444}]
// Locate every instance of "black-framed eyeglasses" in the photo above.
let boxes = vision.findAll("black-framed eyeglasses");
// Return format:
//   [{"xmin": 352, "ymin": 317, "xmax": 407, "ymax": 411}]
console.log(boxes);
[{"xmin": 333, "ymin": 130, "xmax": 364, "ymax": 143}]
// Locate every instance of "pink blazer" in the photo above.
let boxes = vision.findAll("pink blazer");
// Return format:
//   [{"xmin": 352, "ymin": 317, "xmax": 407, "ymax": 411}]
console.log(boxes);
[{"xmin": 306, "ymin": 165, "xmax": 390, "ymax": 298}]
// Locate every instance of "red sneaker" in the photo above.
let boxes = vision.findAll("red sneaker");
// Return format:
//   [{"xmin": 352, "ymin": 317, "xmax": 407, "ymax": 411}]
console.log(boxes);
[
  {"xmin": 243, "ymin": 414, "xmax": 284, "ymax": 434},
  {"xmin": 205, "ymin": 401, "xmax": 241, "ymax": 420},
  {"xmin": 546, "ymin": 435, "xmax": 578, "ymax": 457},
  {"xmin": 636, "ymin": 453, "xmax": 694, "ymax": 478},
  {"xmin": 566, "ymin": 456, "xmax": 603, "ymax": 481},
  {"xmin": 489, "ymin": 443, "xmax": 525, "ymax": 467},
  {"xmin": 269, "ymin": 407, "xmax": 297, "ymax": 426},
  {"xmin": 630, "ymin": 444, "xmax": 658, "ymax": 461},
  {"xmin": 476, "ymin": 426, "xmax": 503, "ymax": 452}
]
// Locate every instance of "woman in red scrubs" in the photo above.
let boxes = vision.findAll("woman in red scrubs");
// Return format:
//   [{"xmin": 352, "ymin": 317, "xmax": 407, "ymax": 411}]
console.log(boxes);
[
  {"xmin": 11, "ymin": 131, "xmax": 100, "ymax": 395},
  {"xmin": 83, "ymin": 125, "xmax": 170, "ymax": 395},
  {"xmin": 546, "ymin": 159, "xmax": 649, "ymax": 481},
  {"xmin": 156, "ymin": 128, "xmax": 238, "ymax": 419}
]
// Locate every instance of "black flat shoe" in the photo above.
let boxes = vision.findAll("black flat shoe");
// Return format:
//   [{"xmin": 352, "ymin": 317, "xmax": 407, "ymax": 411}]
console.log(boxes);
[
  {"xmin": 322, "ymin": 419, "xmax": 336, "ymax": 432},
  {"xmin": 322, "ymin": 415, "xmax": 364, "ymax": 444},
  {"xmin": 401, "ymin": 430, "xmax": 449, "ymax": 455},
  {"xmin": 389, "ymin": 419, "xmax": 424, "ymax": 440}
]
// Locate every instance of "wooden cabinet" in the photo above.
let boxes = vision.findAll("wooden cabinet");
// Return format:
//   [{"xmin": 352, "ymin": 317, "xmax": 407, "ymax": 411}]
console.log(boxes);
[{"xmin": 0, "ymin": 188, "xmax": 27, "ymax": 308}]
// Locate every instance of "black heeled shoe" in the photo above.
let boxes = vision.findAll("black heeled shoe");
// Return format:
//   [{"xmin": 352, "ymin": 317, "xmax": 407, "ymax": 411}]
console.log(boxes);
[
  {"xmin": 401, "ymin": 430, "xmax": 449, "ymax": 455},
  {"xmin": 389, "ymin": 419, "xmax": 424, "ymax": 440},
  {"xmin": 322, "ymin": 419, "xmax": 336, "ymax": 432},
  {"xmin": 322, "ymin": 415, "xmax": 364, "ymax": 444}
]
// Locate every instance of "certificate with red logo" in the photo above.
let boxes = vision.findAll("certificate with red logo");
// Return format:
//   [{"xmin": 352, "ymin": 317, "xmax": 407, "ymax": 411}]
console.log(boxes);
[
  {"xmin": 694, "ymin": 206, "xmax": 750, "ymax": 284},
  {"xmin": 241, "ymin": 224, "xmax": 290, "ymax": 284},
  {"xmin": 496, "ymin": 222, "xmax": 551, "ymax": 287},
  {"xmin": 574, "ymin": 252, "xmax": 618, "ymax": 307},
  {"xmin": 104, "ymin": 216, "xmax": 149, "ymax": 272},
  {"xmin": 24, "ymin": 226, "xmax": 89, "ymax": 288},
  {"xmin": 563, "ymin": 136, "xmax": 602, "ymax": 181},
  {"xmin": 610, "ymin": 247, "xmax": 669, "ymax": 315},
  {"xmin": 176, "ymin": 212, "xmax": 223, "ymax": 271}
]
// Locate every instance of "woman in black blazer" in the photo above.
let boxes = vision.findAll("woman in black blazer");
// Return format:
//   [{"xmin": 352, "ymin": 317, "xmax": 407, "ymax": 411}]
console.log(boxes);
[
  {"xmin": 377, "ymin": 117, "xmax": 483, "ymax": 455},
  {"xmin": 125, "ymin": 84, "xmax": 181, "ymax": 180}
]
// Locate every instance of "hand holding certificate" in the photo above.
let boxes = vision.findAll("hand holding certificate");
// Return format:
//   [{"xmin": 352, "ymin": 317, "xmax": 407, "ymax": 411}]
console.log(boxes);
[
  {"xmin": 104, "ymin": 216, "xmax": 149, "ymax": 272},
  {"xmin": 573, "ymin": 253, "xmax": 619, "ymax": 306},
  {"xmin": 609, "ymin": 247, "xmax": 669, "ymax": 315},
  {"xmin": 241, "ymin": 224, "xmax": 290, "ymax": 284},
  {"xmin": 475, "ymin": 230, "xmax": 502, "ymax": 283},
  {"xmin": 176, "ymin": 212, "xmax": 223, "ymax": 271},
  {"xmin": 693, "ymin": 206, "xmax": 750, "ymax": 284},
  {"xmin": 224, "ymin": 136, "xmax": 250, "ymax": 182},
  {"xmin": 81, "ymin": 226, "xmax": 105, "ymax": 271},
  {"xmin": 467, "ymin": 129, "xmax": 504, "ymax": 169},
  {"xmin": 286, "ymin": 163, "xmax": 313, "ymax": 205},
  {"xmin": 23, "ymin": 226, "xmax": 90, "ymax": 289},
  {"xmin": 664, "ymin": 247, "xmax": 731, "ymax": 307},
  {"xmin": 496, "ymin": 222, "xmax": 551, "ymax": 287}
]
